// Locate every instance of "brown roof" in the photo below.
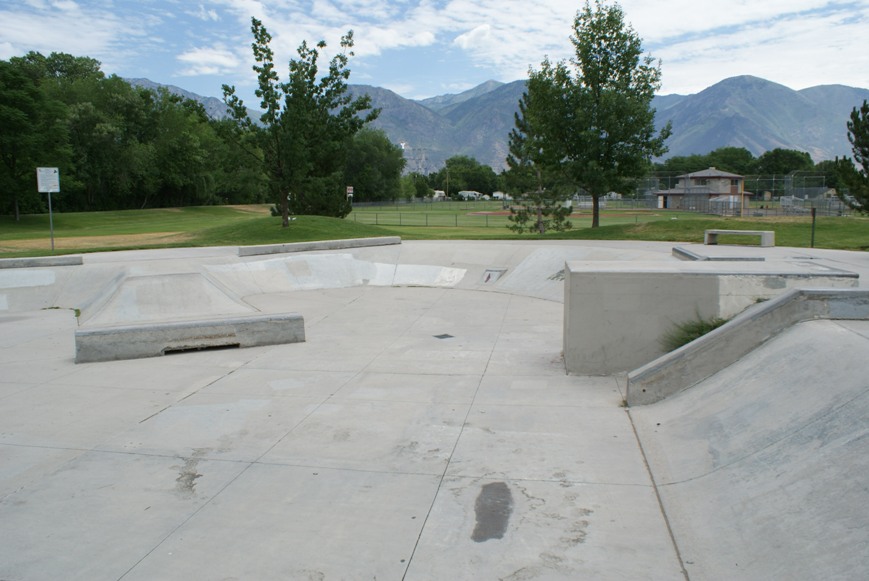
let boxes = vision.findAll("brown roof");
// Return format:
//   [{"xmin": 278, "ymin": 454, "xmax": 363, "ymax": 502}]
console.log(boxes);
[{"xmin": 678, "ymin": 167, "xmax": 744, "ymax": 179}]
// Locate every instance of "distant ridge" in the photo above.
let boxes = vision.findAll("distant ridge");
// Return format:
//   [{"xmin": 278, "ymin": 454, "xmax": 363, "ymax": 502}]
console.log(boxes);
[{"xmin": 128, "ymin": 75, "xmax": 869, "ymax": 172}]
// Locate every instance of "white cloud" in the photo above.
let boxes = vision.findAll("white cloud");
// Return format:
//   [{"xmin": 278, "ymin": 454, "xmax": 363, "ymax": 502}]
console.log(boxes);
[
  {"xmin": 0, "ymin": 4, "xmax": 129, "ymax": 60},
  {"xmin": 453, "ymin": 24, "xmax": 493, "ymax": 50},
  {"xmin": 193, "ymin": 3, "xmax": 220, "ymax": 21},
  {"xmin": 176, "ymin": 45, "xmax": 242, "ymax": 75},
  {"xmin": 3, "ymin": 0, "xmax": 867, "ymax": 100}
]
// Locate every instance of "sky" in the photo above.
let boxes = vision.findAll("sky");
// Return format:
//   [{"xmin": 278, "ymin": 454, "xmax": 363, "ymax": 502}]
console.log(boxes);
[{"xmin": 2, "ymin": 0, "xmax": 868, "ymax": 105}]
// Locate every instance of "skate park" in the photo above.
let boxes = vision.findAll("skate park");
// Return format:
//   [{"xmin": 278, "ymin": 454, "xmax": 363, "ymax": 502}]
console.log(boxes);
[{"xmin": 1, "ymin": 238, "xmax": 868, "ymax": 580}]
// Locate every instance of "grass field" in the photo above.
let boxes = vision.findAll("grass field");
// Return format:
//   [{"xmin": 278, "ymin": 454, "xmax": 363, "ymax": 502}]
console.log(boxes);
[{"xmin": 0, "ymin": 202, "xmax": 866, "ymax": 257}]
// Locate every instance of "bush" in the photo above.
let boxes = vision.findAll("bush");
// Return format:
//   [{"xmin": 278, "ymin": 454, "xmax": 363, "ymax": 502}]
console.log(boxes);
[{"xmin": 661, "ymin": 316, "xmax": 728, "ymax": 351}]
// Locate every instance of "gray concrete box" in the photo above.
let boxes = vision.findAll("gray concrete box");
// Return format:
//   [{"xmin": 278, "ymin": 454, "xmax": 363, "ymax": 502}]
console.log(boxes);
[
  {"xmin": 75, "ymin": 313, "xmax": 305, "ymax": 363},
  {"xmin": 563, "ymin": 261, "xmax": 858, "ymax": 376}
]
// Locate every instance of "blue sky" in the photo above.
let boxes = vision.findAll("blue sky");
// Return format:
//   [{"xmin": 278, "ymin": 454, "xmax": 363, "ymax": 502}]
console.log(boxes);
[{"xmin": 2, "ymin": 0, "xmax": 868, "ymax": 105}]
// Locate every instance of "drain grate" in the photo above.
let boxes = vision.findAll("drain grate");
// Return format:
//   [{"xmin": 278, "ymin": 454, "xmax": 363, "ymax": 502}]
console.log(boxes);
[
  {"xmin": 434, "ymin": 334, "xmax": 454, "ymax": 340},
  {"xmin": 481, "ymin": 268, "xmax": 507, "ymax": 284}
]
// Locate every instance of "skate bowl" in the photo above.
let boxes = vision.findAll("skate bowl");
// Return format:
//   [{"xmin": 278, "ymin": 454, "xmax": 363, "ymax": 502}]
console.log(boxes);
[{"xmin": 0, "ymin": 238, "xmax": 868, "ymax": 579}]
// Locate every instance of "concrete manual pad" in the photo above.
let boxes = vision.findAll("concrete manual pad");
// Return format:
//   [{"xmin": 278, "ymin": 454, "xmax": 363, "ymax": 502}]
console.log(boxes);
[{"xmin": 2, "ymin": 241, "xmax": 869, "ymax": 580}]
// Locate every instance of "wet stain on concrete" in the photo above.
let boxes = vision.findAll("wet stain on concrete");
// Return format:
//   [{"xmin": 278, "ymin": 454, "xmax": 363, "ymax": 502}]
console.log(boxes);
[
  {"xmin": 175, "ymin": 450, "xmax": 205, "ymax": 495},
  {"xmin": 472, "ymin": 482, "xmax": 513, "ymax": 542}
]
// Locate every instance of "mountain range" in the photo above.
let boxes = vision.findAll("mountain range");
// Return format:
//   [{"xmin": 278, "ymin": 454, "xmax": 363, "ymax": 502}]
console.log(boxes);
[{"xmin": 128, "ymin": 75, "xmax": 869, "ymax": 173}]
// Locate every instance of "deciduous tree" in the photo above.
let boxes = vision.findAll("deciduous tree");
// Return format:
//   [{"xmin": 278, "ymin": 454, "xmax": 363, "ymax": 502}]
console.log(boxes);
[
  {"xmin": 509, "ymin": 0, "xmax": 670, "ymax": 228},
  {"xmin": 344, "ymin": 129, "xmax": 405, "ymax": 202},
  {"xmin": 223, "ymin": 18, "xmax": 377, "ymax": 227}
]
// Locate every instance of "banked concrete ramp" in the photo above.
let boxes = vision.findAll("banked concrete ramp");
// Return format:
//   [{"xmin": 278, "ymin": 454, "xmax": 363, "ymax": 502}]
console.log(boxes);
[{"xmin": 630, "ymin": 318, "xmax": 869, "ymax": 580}]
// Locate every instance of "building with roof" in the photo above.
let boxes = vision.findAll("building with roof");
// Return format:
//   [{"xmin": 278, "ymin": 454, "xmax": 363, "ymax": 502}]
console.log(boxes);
[{"xmin": 654, "ymin": 167, "xmax": 751, "ymax": 215}]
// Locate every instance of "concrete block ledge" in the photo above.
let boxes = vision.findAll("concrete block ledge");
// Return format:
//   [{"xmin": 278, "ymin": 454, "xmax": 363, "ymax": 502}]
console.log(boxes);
[
  {"xmin": 0, "ymin": 255, "xmax": 83, "ymax": 269},
  {"xmin": 626, "ymin": 288, "xmax": 869, "ymax": 405},
  {"xmin": 672, "ymin": 246, "xmax": 764, "ymax": 262},
  {"xmin": 238, "ymin": 236, "xmax": 401, "ymax": 257},
  {"xmin": 75, "ymin": 313, "xmax": 305, "ymax": 363}
]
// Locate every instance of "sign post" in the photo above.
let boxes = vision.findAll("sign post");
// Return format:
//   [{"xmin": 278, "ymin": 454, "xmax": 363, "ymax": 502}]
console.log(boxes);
[{"xmin": 36, "ymin": 167, "xmax": 60, "ymax": 251}]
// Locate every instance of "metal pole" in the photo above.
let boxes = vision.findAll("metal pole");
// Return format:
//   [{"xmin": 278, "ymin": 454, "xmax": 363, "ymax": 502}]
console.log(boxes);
[
  {"xmin": 811, "ymin": 207, "xmax": 817, "ymax": 248},
  {"xmin": 48, "ymin": 190, "xmax": 55, "ymax": 251}
]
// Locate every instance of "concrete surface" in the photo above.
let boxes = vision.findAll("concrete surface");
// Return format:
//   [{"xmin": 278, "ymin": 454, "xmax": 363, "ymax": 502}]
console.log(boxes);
[
  {"xmin": 563, "ymin": 260, "xmax": 858, "ymax": 376},
  {"xmin": 630, "ymin": 318, "xmax": 869, "ymax": 580},
  {"xmin": 1, "ymin": 239, "xmax": 868, "ymax": 580},
  {"xmin": 74, "ymin": 313, "xmax": 306, "ymax": 363},
  {"xmin": 627, "ymin": 288, "xmax": 869, "ymax": 404}
]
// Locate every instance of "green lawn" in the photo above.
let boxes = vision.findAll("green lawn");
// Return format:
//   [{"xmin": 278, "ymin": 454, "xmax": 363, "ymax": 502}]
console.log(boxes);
[{"xmin": 1, "ymin": 203, "xmax": 866, "ymax": 257}]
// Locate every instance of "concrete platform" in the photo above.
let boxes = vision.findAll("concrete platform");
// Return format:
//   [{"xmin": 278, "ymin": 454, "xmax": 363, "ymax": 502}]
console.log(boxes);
[{"xmin": 1, "ymin": 240, "xmax": 868, "ymax": 580}]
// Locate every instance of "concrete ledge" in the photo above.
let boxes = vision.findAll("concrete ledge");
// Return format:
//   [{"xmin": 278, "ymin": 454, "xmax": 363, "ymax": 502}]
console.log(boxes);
[
  {"xmin": 238, "ymin": 236, "xmax": 401, "ymax": 257},
  {"xmin": 75, "ymin": 313, "xmax": 305, "ymax": 363},
  {"xmin": 672, "ymin": 246, "xmax": 764, "ymax": 262},
  {"xmin": 0, "ymin": 256, "xmax": 83, "ymax": 269},
  {"xmin": 563, "ymin": 260, "xmax": 858, "ymax": 376},
  {"xmin": 704, "ymin": 229, "xmax": 774, "ymax": 247},
  {"xmin": 626, "ymin": 288, "xmax": 869, "ymax": 405}
]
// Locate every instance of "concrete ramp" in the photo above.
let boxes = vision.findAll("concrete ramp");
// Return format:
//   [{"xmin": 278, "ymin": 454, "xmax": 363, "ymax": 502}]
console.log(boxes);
[
  {"xmin": 85, "ymin": 272, "xmax": 254, "ymax": 326},
  {"xmin": 630, "ymin": 319, "xmax": 869, "ymax": 580}
]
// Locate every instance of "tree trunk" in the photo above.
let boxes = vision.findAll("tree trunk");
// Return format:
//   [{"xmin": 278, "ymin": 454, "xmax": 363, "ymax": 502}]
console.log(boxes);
[
  {"xmin": 592, "ymin": 194, "xmax": 600, "ymax": 228},
  {"xmin": 281, "ymin": 193, "xmax": 290, "ymax": 228}
]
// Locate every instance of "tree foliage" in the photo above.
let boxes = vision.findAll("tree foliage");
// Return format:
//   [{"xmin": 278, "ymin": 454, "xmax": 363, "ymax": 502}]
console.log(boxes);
[
  {"xmin": 836, "ymin": 100, "xmax": 869, "ymax": 212},
  {"xmin": 0, "ymin": 51, "xmax": 262, "ymax": 217},
  {"xmin": 506, "ymin": 0, "xmax": 670, "ymax": 230},
  {"xmin": 753, "ymin": 148, "xmax": 814, "ymax": 175},
  {"xmin": 506, "ymin": 65, "xmax": 573, "ymax": 233},
  {"xmin": 344, "ymin": 129, "xmax": 406, "ymax": 202},
  {"xmin": 428, "ymin": 155, "xmax": 498, "ymax": 197},
  {"xmin": 0, "ymin": 58, "xmax": 68, "ymax": 218},
  {"xmin": 223, "ymin": 18, "xmax": 378, "ymax": 227}
]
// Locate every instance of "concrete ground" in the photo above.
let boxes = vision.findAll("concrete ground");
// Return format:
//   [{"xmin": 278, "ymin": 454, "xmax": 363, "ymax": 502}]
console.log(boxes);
[{"xmin": 1, "ymin": 240, "xmax": 867, "ymax": 580}]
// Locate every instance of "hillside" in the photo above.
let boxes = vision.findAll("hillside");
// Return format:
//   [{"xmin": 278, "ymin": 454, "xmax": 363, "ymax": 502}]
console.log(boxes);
[{"xmin": 130, "ymin": 75, "xmax": 869, "ymax": 172}]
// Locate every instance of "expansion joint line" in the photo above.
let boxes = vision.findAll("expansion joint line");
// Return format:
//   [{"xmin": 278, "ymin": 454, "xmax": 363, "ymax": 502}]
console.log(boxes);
[
  {"xmin": 626, "ymin": 408, "xmax": 691, "ymax": 581},
  {"xmin": 400, "ymin": 292, "xmax": 512, "ymax": 580}
]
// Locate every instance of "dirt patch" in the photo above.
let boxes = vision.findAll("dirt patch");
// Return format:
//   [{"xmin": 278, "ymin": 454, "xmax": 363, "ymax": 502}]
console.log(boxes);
[
  {"xmin": 0, "ymin": 232, "xmax": 194, "ymax": 252},
  {"xmin": 226, "ymin": 204, "xmax": 272, "ymax": 215}
]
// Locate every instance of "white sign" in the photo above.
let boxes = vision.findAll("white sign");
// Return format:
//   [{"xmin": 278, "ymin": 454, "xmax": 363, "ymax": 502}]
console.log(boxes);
[{"xmin": 36, "ymin": 167, "xmax": 60, "ymax": 193}]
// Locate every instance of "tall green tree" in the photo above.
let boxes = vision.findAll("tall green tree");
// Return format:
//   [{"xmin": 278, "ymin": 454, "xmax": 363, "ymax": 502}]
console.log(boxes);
[
  {"xmin": 344, "ymin": 129, "xmax": 405, "ymax": 202},
  {"xmin": 837, "ymin": 100, "xmax": 869, "ymax": 212},
  {"xmin": 0, "ymin": 59, "xmax": 69, "ymax": 219},
  {"xmin": 510, "ymin": 0, "xmax": 670, "ymax": 228},
  {"xmin": 400, "ymin": 172, "xmax": 431, "ymax": 200},
  {"xmin": 506, "ymin": 65, "xmax": 574, "ymax": 234},
  {"xmin": 430, "ymin": 156, "xmax": 498, "ymax": 197},
  {"xmin": 223, "ymin": 18, "xmax": 378, "ymax": 227}
]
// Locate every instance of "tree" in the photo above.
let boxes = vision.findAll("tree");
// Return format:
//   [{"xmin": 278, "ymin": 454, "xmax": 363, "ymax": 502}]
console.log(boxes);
[
  {"xmin": 430, "ymin": 156, "xmax": 497, "ymax": 198},
  {"xmin": 753, "ymin": 148, "xmax": 814, "ymax": 175},
  {"xmin": 814, "ymin": 159, "xmax": 842, "ymax": 191},
  {"xmin": 837, "ymin": 100, "xmax": 869, "ymax": 212},
  {"xmin": 344, "ymin": 129, "xmax": 405, "ymax": 202},
  {"xmin": 223, "ymin": 18, "xmax": 377, "ymax": 227},
  {"xmin": 706, "ymin": 147, "xmax": 755, "ymax": 175},
  {"xmin": 401, "ymin": 172, "xmax": 431, "ymax": 200},
  {"xmin": 506, "ymin": 65, "xmax": 574, "ymax": 234},
  {"xmin": 510, "ymin": 1, "xmax": 670, "ymax": 228},
  {"xmin": 0, "ymin": 59, "xmax": 69, "ymax": 219}
]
